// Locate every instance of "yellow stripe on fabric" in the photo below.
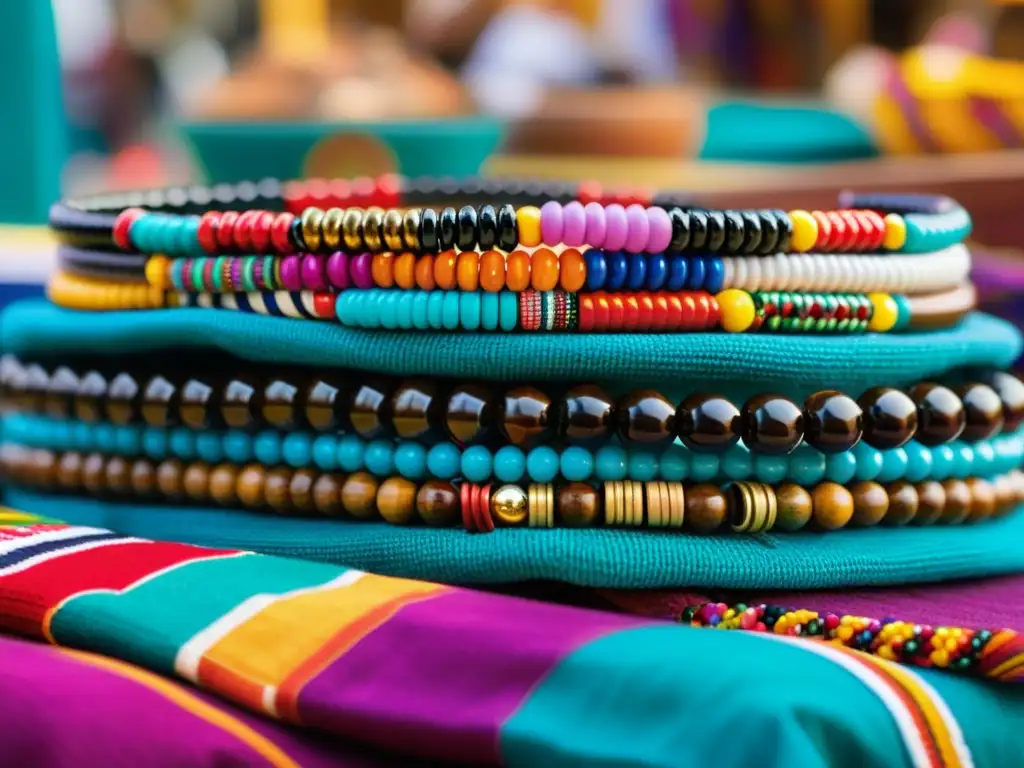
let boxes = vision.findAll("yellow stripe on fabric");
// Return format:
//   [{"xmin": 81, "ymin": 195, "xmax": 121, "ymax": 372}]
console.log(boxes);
[
  {"xmin": 987, "ymin": 651, "xmax": 1024, "ymax": 680},
  {"xmin": 193, "ymin": 573, "xmax": 444, "ymax": 715},
  {"xmin": 57, "ymin": 647, "xmax": 301, "ymax": 768},
  {"xmin": 0, "ymin": 508, "xmax": 43, "ymax": 524}
]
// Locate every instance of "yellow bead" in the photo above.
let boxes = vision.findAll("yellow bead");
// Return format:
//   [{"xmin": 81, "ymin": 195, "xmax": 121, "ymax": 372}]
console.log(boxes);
[
  {"xmin": 878, "ymin": 645, "xmax": 896, "ymax": 660},
  {"xmin": 716, "ymin": 289, "xmax": 755, "ymax": 333},
  {"xmin": 789, "ymin": 210, "xmax": 818, "ymax": 252},
  {"xmin": 724, "ymin": 609, "xmax": 735, "ymax": 621},
  {"xmin": 944, "ymin": 638, "xmax": 958, "ymax": 652},
  {"xmin": 837, "ymin": 626, "xmax": 854, "ymax": 641},
  {"xmin": 930, "ymin": 649, "xmax": 950, "ymax": 667},
  {"xmin": 145, "ymin": 255, "xmax": 170, "ymax": 289},
  {"xmin": 867, "ymin": 292, "xmax": 899, "ymax": 332},
  {"xmin": 516, "ymin": 206, "xmax": 542, "ymax": 248},
  {"xmin": 883, "ymin": 214, "xmax": 906, "ymax": 250}
]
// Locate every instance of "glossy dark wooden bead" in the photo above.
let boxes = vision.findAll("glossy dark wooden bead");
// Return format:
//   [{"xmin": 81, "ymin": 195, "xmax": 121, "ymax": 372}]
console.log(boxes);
[
  {"xmin": 557, "ymin": 385, "xmax": 614, "ymax": 445},
  {"xmin": 105, "ymin": 455, "xmax": 133, "ymax": 495},
  {"xmin": 74, "ymin": 370, "xmax": 108, "ymax": 423},
  {"xmin": 445, "ymin": 383, "xmax": 495, "ymax": 446},
  {"xmin": 141, "ymin": 375, "xmax": 178, "ymax": 427},
  {"xmin": 179, "ymin": 376, "xmax": 221, "ymax": 430},
  {"xmin": 43, "ymin": 365, "xmax": 79, "ymax": 419},
  {"xmin": 456, "ymin": 205, "xmax": 478, "ymax": 250},
  {"xmin": 614, "ymin": 390, "xmax": 676, "ymax": 446},
  {"xmin": 312, "ymin": 473, "xmax": 345, "ymax": 516},
  {"xmin": 130, "ymin": 458, "xmax": 157, "ymax": 497},
  {"xmin": 857, "ymin": 387, "xmax": 917, "ymax": 450},
  {"xmin": 803, "ymin": 390, "xmax": 863, "ymax": 454},
  {"xmin": 722, "ymin": 210, "xmax": 745, "ymax": 253},
  {"xmin": 740, "ymin": 211, "xmax": 762, "ymax": 253},
  {"xmin": 438, "ymin": 207, "xmax": 458, "ymax": 250},
  {"xmin": 264, "ymin": 467, "xmax": 293, "ymax": 514},
  {"xmin": 558, "ymin": 482, "xmax": 602, "ymax": 527},
  {"xmin": 416, "ymin": 480, "xmax": 460, "ymax": 527},
  {"xmin": 262, "ymin": 376, "xmax": 303, "ymax": 430},
  {"xmin": 391, "ymin": 379, "xmax": 443, "ymax": 442},
  {"xmin": 688, "ymin": 210, "xmax": 709, "ymax": 249},
  {"xmin": 27, "ymin": 448, "xmax": 56, "ymax": 487},
  {"xmin": 909, "ymin": 383, "xmax": 965, "ymax": 446},
  {"xmin": 668, "ymin": 208, "xmax": 691, "ymax": 250},
  {"xmin": 676, "ymin": 394, "xmax": 741, "ymax": 452},
  {"xmin": 496, "ymin": 204, "xmax": 518, "ymax": 251},
  {"xmin": 956, "ymin": 382, "xmax": 1005, "ymax": 442},
  {"xmin": 349, "ymin": 380, "xmax": 391, "ymax": 439},
  {"xmin": 81, "ymin": 453, "xmax": 107, "ymax": 494},
  {"xmin": 105, "ymin": 372, "xmax": 141, "ymax": 425},
  {"xmin": 914, "ymin": 480, "xmax": 946, "ymax": 526},
  {"xmin": 221, "ymin": 375, "xmax": 261, "ymax": 431},
  {"xmin": 156, "ymin": 459, "xmax": 186, "ymax": 499},
  {"xmin": 418, "ymin": 207, "xmax": 439, "ymax": 252},
  {"xmin": 740, "ymin": 394, "xmax": 804, "ymax": 455},
  {"xmin": 705, "ymin": 210, "xmax": 726, "ymax": 251},
  {"xmin": 757, "ymin": 210, "xmax": 780, "ymax": 254},
  {"xmin": 305, "ymin": 376, "xmax": 346, "ymax": 432},
  {"xmin": 985, "ymin": 371, "xmax": 1024, "ymax": 433},
  {"xmin": 499, "ymin": 386, "xmax": 552, "ymax": 447},
  {"xmin": 209, "ymin": 463, "xmax": 240, "ymax": 506},
  {"xmin": 289, "ymin": 469, "xmax": 318, "ymax": 515},
  {"xmin": 57, "ymin": 451, "xmax": 83, "ymax": 489},
  {"xmin": 774, "ymin": 210, "xmax": 793, "ymax": 252},
  {"xmin": 476, "ymin": 204, "xmax": 497, "ymax": 249}
]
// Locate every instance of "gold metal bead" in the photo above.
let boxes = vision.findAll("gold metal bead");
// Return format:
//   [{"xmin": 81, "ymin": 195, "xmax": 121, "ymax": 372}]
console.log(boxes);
[
  {"xmin": 491, "ymin": 484, "xmax": 528, "ymax": 526},
  {"xmin": 362, "ymin": 207, "xmax": 385, "ymax": 252},
  {"xmin": 342, "ymin": 208, "xmax": 364, "ymax": 251},
  {"xmin": 727, "ymin": 481, "xmax": 777, "ymax": 533},
  {"xmin": 383, "ymin": 209, "xmax": 405, "ymax": 251},
  {"xmin": 403, "ymin": 209, "xmax": 422, "ymax": 250},
  {"xmin": 300, "ymin": 207, "xmax": 325, "ymax": 252},
  {"xmin": 321, "ymin": 208, "xmax": 345, "ymax": 251}
]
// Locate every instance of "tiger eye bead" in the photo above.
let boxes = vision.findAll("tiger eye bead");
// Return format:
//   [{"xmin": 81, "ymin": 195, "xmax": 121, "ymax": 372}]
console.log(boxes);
[
  {"xmin": 142, "ymin": 375, "xmax": 178, "ymax": 427},
  {"xmin": 445, "ymin": 383, "xmax": 496, "ymax": 446},
  {"xmin": 179, "ymin": 376, "xmax": 220, "ymax": 430},
  {"xmin": 956, "ymin": 383, "xmax": 1005, "ymax": 442},
  {"xmin": 499, "ymin": 386, "xmax": 552, "ymax": 448},
  {"xmin": 685, "ymin": 483, "xmax": 728, "ymax": 533},
  {"xmin": 415, "ymin": 480, "xmax": 460, "ymax": 527},
  {"xmin": 557, "ymin": 482, "xmax": 602, "ymax": 527},
  {"xmin": 940, "ymin": 479, "xmax": 971, "ymax": 524},
  {"xmin": 341, "ymin": 472, "xmax": 380, "ymax": 520},
  {"xmin": 303, "ymin": 376, "xmax": 346, "ymax": 432},
  {"xmin": 803, "ymin": 391, "xmax": 863, "ymax": 454},
  {"xmin": 966, "ymin": 477, "xmax": 997, "ymax": 522},
  {"xmin": 349, "ymin": 380, "xmax": 391, "ymax": 439},
  {"xmin": 312, "ymin": 473, "xmax": 345, "ymax": 516},
  {"xmin": 402, "ymin": 209, "xmax": 422, "ymax": 250},
  {"xmin": 913, "ymin": 481, "xmax": 946, "ymax": 525},
  {"xmin": 557, "ymin": 385, "xmax": 614, "ymax": 445},
  {"xmin": 376, "ymin": 477, "xmax": 418, "ymax": 525},
  {"xmin": 342, "ymin": 208, "xmax": 364, "ymax": 251},
  {"xmin": 209, "ymin": 464, "xmax": 239, "ymax": 506},
  {"xmin": 289, "ymin": 469, "xmax": 317, "ymax": 515},
  {"xmin": 850, "ymin": 481, "xmax": 888, "ymax": 527},
  {"xmin": 811, "ymin": 482, "xmax": 854, "ymax": 530},
  {"xmin": 130, "ymin": 458, "xmax": 157, "ymax": 497},
  {"xmin": 774, "ymin": 483, "xmax": 812, "ymax": 531},
  {"xmin": 104, "ymin": 372, "xmax": 141, "ymax": 425},
  {"xmin": 263, "ymin": 376, "xmax": 303, "ymax": 431},
  {"xmin": 262, "ymin": 467, "xmax": 293, "ymax": 514},
  {"xmin": 391, "ymin": 379, "xmax": 443, "ymax": 442},
  {"xmin": 74, "ymin": 371, "xmax": 108, "ymax": 423},
  {"xmin": 909, "ymin": 383, "xmax": 965, "ymax": 446},
  {"xmin": 857, "ymin": 387, "xmax": 917, "ymax": 450},
  {"xmin": 221, "ymin": 376, "xmax": 261, "ymax": 430},
  {"xmin": 82, "ymin": 453, "xmax": 107, "ymax": 494},
  {"xmin": 236, "ymin": 464, "xmax": 267, "ymax": 507},
  {"xmin": 741, "ymin": 394, "xmax": 804, "ymax": 455},
  {"xmin": 677, "ymin": 394, "xmax": 741, "ymax": 452},
  {"xmin": 438, "ymin": 207, "xmax": 457, "ymax": 250},
  {"xmin": 986, "ymin": 371, "xmax": 1024, "ymax": 432},
  {"xmin": 615, "ymin": 390, "xmax": 676, "ymax": 447},
  {"xmin": 362, "ymin": 207, "xmax": 385, "ymax": 252},
  {"xmin": 57, "ymin": 452, "xmax": 83, "ymax": 489},
  {"xmin": 104, "ymin": 456, "xmax": 132, "ymax": 495},
  {"xmin": 183, "ymin": 462, "xmax": 211, "ymax": 502},
  {"xmin": 156, "ymin": 459, "xmax": 186, "ymax": 499},
  {"xmin": 43, "ymin": 365, "xmax": 79, "ymax": 419},
  {"xmin": 382, "ymin": 209, "xmax": 405, "ymax": 251},
  {"xmin": 884, "ymin": 481, "xmax": 919, "ymax": 526}
]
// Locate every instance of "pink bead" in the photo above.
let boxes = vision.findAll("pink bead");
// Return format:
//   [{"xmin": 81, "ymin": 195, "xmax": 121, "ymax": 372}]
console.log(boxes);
[
  {"xmin": 624, "ymin": 204, "xmax": 650, "ymax": 253},
  {"xmin": 603, "ymin": 204, "xmax": 628, "ymax": 251},
  {"xmin": 584, "ymin": 202, "xmax": 607, "ymax": 248},
  {"xmin": 279, "ymin": 255, "xmax": 302, "ymax": 291},
  {"xmin": 301, "ymin": 254, "xmax": 328, "ymax": 290},
  {"xmin": 561, "ymin": 201, "xmax": 586, "ymax": 247},
  {"xmin": 645, "ymin": 207, "xmax": 672, "ymax": 253},
  {"xmin": 540, "ymin": 201, "xmax": 564, "ymax": 246},
  {"xmin": 740, "ymin": 609, "xmax": 758, "ymax": 630},
  {"xmin": 326, "ymin": 251, "xmax": 350, "ymax": 289},
  {"xmin": 349, "ymin": 252, "xmax": 374, "ymax": 289}
]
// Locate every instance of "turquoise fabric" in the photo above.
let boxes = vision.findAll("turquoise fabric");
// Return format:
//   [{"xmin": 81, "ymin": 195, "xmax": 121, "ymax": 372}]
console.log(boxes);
[{"xmin": 8, "ymin": 488, "xmax": 1024, "ymax": 589}]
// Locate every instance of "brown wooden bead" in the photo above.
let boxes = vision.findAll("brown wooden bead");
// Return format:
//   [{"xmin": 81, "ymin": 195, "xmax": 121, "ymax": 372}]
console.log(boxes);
[
  {"xmin": 209, "ymin": 464, "xmax": 240, "ymax": 506},
  {"xmin": 741, "ymin": 394, "xmax": 804, "ymax": 455},
  {"xmin": 939, "ymin": 479, "xmax": 972, "ymax": 524},
  {"xmin": 74, "ymin": 371, "xmax": 108, "ymax": 423},
  {"xmin": 265, "ymin": 467, "xmax": 294, "ymax": 514},
  {"xmin": 909, "ymin": 383, "xmax": 965, "ymax": 446},
  {"xmin": 341, "ymin": 472, "xmax": 380, "ymax": 520},
  {"xmin": 615, "ymin": 390, "xmax": 676, "ymax": 447},
  {"xmin": 956, "ymin": 383, "xmax": 1005, "ymax": 442},
  {"xmin": 305, "ymin": 376, "xmax": 347, "ymax": 432},
  {"xmin": 966, "ymin": 477, "xmax": 997, "ymax": 522},
  {"xmin": 130, "ymin": 459, "xmax": 157, "ymax": 497},
  {"xmin": 221, "ymin": 375, "xmax": 262, "ymax": 430},
  {"xmin": 349, "ymin": 381, "xmax": 391, "ymax": 439},
  {"xmin": 558, "ymin": 385, "xmax": 614, "ymax": 446},
  {"xmin": 500, "ymin": 386, "xmax": 552, "ymax": 447},
  {"xmin": 775, "ymin": 482, "xmax": 813, "ymax": 531},
  {"xmin": 415, "ymin": 480, "xmax": 460, "ymax": 527},
  {"xmin": 850, "ymin": 481, "xmax": 888, "ymax": 527},
  {"xmin": 913, "ymin": 481, "xmax": 946, "ymax": 525},
  {"xmin": 142, "ymin": 375, "xmax": 178, "ymax": 427},
  {"xmin": 43, "ymin": 366, "xmax": 79, "ymax": 419},
  {"xmin": 685, "ymin": 483, "xmax": 728, "ymax": 533},
  {"xmin": 179, "ymin": 376, "xmax": 220, "ymax": 430},
  {"xmin": 106, "ymin": 372, "xmax": 141, "ymax": 425},
  {"xmin": 993, "ymin": 474, "xmax": 1016, "ymax": 516},
  {"xmin": 25, "ymin": 448, "xmax": 55, "ymax": 486},
  {"xmin": 987, "ymin": 371, "xmax": 1024, "ymax": 432},
  {"xmin": 81, "ymin": 453, "xmax": 108, "ymax": 494},
  {"xmin": 857, "ymin": 387, "xmax": 917, "ymax": 450},
  {"xmin": 445, "ymin": 383, "xmax": 496, "ymax": 446},
  {"xmin": 289, "ymin": 469, "xmax": 318, "ymax": 515},
  {"xmin": 391, "ymin": 379, "xmax": 443, "ymax": 442},
  {"xmin": 803, "ymin": 391, "xmax": 863, "ymax": 454},
  {"xmin": 811, "ymin": 482, "xmax": 854, "ymax": 530},
  {"xmin": 183, "ymin": 462, "xmax": 212, "ymax": 502},
  {"xmin": 57, "ymin": 452, "xmax": 84, "ymax": 489},
  {"xmin": 884, "ymin": 481, "xmax": 919, "ymax": 526},
  {"xmin": 156, "ymin": 459, "xmax": 186, "ymax": 499},
  {"xmin": 263, "ymin": 376, "xmax": 303, "ymax": 430},
  {"xmin": 558, "ymin": 482, "xmax": 602, "ymax": 527},
  {"xmin": 376, "ymin": 477, "xmax": 418, "ymax": 525},
  {"xmin": 236, "ymin": 464, "xmax": 267, "ymax": 507},
  {"xmin": 312, "ymin": 473, "xmax": 345, "ymax": 516},
  {"xmin": 677, "ymin": 394, "xmax": 741, "ymax": 452},
  {"xmin": 104, "ymin": 455, "xmax": 132, "ymax": 495}
]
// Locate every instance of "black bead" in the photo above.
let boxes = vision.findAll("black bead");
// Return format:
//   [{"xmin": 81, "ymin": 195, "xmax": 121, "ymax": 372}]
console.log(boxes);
[
  {"xmin": 438, "ymin": 207, "xmax": 458, "ymax": 250},
  {"xmin": 705, "ymin": 211, "xmax": 727, "ymax": 251},
  {"xmin": 496, "ymin": 204, "xmax": 518, "ymax": 251},
  {"xmin": 803, "ymin": 390, "xmax": 863, "ymax": 453},
  {"xmin": 445, "ymin": 383, "xmax": 496, "ymax": 446},
  {"xmin": 757, "ymin": 211, "xmax": 779, "ymax": 254},
  {"xmin": 740, "ymin": 394, "xmax": 804, "ymax": 455},
  {"xmin": 614, "ymin": 390, "xmax": 676, "ymax": 447},
  {"xmin": 676, "ymin": 394, "xmax": 740, "ymax": 452},
  {"xmin": 418, "ymin": 208, "xmax": 439, "ymax": 252},
  {"xmin": 304, "ymin": 376, "xmax": 347, "ymax": 432},
  {"xmin": 499, "ymin": 386, "xmax": 552, "ymax": 448},
  {"xmin": 44, "ymin": 365, "xmax": 79, "ymax": 419},
  {"xmin": 557, "ymin": 385, "xmax": 614, "ymax": 446},
  {"xmin": 740, "ymin": 211, "xmax": 762, "ymax": 254},
  {"xmin": 857, "ymin": 387, "xmax": 917, "ymax": 449},
  {"xmin": 349, "ymin": 380, "xmax": 391, "ymax": 439},
  {"xmin": 457, "ymin": 205, "xmax": 478, "ymax": 251},
  {"xmin": 669, "ymin": 208, "xmax": 691, "ymax": 251},
  {"xmin": 74, "ymin": 371, "xmax": 107, "ymax": 423},
  {"xmin": 723, "ymin": 210, "xmax": 746, "ymax": 253},
  {"xmin": 106, "ymin": 372, "xmax": 141, "ymax": 425},
  {"xmin": 179, "ymin": 375, "xmax": 221, "ymax": 430},
  {"xmin": 909, "ymin": 383, "xmax": 966, "ymax": 446},
  {"xmin": 289, "ymin": 216, "xmax": 307, "ymax": 251},
  {"xmin": 688, "ymin": 210, "xmax": 709, "ymax": 249},
  {"xmin": 17, "ymin": 363, "xmax": 49, "ymax": 414},
  {"xmin": 141, "ymin": 375, "xmax": 177, "ymax": 427},
  {"xmin": 263, "ymin": 376, "xmax": 303, "ymax": 431},
  {"xmin": 391, "ymin": 379, "xmax": 444, "ymax": 442},
  {"xmin": 477, "ymin": 205, "xmax": 497, "ymax": 250},
  {"xmin": 774, "ymin": 210, "xmax": 793, "ymax": 252},
  {"xmin": 956, "ymin": 383, "xmax": 1005, "ymax": 442},
  {"xmin": 221, "ymin": 375, "xmax": 262, "ymax": 431}
]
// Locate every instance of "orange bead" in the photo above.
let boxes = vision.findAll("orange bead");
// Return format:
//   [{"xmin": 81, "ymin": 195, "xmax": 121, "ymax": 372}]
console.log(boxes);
[
  {"xmin": 456, "ymin": 251, "xmax": 480, "ymax": 291},
  {"xmin": 434, "ymin": 249, "xmax": 457, "ymax": 289},
  {"xmin": 505, "ymin": 251, "xmax": 531, "ymax": 291},
  {"xmin": 371, "ymin": 252, "xmax": 394, "ymax": 288},
  {"xmin": 559, "ymin": 248, "xmax": 586, "ymax": 292},
  {"xmin": 414, "ymin": 253, "xmax": 436, "ymax": 290},
  {"xmin": 393, "ymin": 252, "xmax": 417, "ymax": 289},
  {"xmin": 531, "ymin": 248, "xmax": 559, "ymax": 291},
  {"xmin": 479, "ymin": 250, "xmax": 506, "ymax": 292}
]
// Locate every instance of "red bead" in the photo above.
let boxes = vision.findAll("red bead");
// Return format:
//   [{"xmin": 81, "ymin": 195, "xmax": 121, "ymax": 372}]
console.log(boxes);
[
  {"xmin": 473, "ymin": 483, "xmax": 494, "ymax": 533},
  {"xmin": 216, "ymin": 211, "xmax": 240, "ymax": 251},
  {"xmin": 622, "ymin": 295, "xmax": 640, "ymax": 331},
  {"xmin": 607, "ymin": 296, "xmax": 624, "ymax": 329},
  {"xmin": 326, "ymin": 179, "xmax": 351, "ymax": 209},
  {"xmin": 282, "ymin": 180, "xmax": 307, "ymax": 214},
  {"xmin": 577, "ymin": 180, "xmax": 603, "ymax": 205},
  {"xmin": 197, "ymin": 212, "xmax": 220, "ymax": 253},
  {"xmin": 233, "ymin": 210, "xmax": 258, "ymax": 252},
  {"xmin": 827, "ymin": 211, "xmax": 851, "ymax": 251},
  {"xmin": 705, "ymin": 293, "xmax": 721, "ymax": 328},
  {"xmin": 810, "ymin": 299, "xmax": 823, "ymax": 319},
  {"xmin": 664, "ymin": 295, "xmax": 682, "ymax": 329},
  {"xmin": 650, "ymin": 295, "xmax": 669, "ymax": 330},
  {"xmin": 112, "ymin": 207, "xmax": 145, "ymax": 250},
  {"xmin": 313, "ymin": 292, "xmax": 336, "ymax": 318},
  {"xmin": 812, "ymin": 211, "xmax": 832, "ymax": 250},
  {"xmin": 857, "ymin": 304, "xmax": 870, "ymax": 320},
  {"xmin": 306, "ymin": 178, "xmax": 330, "ymax": 206},
  {"xmin": 461, "ymin": 482, "xmax": 473, "ymax": 531},
  {"xmin": 375, "ymin": 173, "xmax": 402, "ymax": 209},
  {"xmin": 840, "ymin": 211, "xmax": 863, "ymax": 250},
  {"xmin": 593, "ymin": 295, "xmax": 611, "ymax": 330},
  {"xmin": 351, "ymin": 177, "xmax": 376, "ymax": 208},
  {"xmin": 836, "ymin": 302, "xmax": 850, "ymax": 320},
  {"xmin": 270, "ymin": 212, "xmax": 295, "ymax": 254},
  {"xmin": 578, "ymin": 295, "xmax": 595, "ymax": 332},
  {"xmin": 693, "ymin": 295, "xmax": 710, "ymax": 329},
  {"xmin": 201, "ymin": 258, "xmax": 215, "ymax": 290},
  {"xmin": 679, "ymin": 295, "xmax": 696, "ymax": 328},
  {"xmin": 250, "ymin": 210, "xmax": 274, "ymax": 253}
]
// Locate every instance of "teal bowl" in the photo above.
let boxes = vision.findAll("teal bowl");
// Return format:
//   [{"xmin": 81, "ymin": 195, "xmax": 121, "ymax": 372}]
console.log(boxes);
[{"xmin": 181, "ymin": 118, "xmax": 506, "ymax": 183}]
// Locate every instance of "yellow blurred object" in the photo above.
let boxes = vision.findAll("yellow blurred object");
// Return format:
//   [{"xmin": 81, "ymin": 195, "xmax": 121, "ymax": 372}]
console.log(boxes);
[
  {"xmin": 259, "ymin": 0, "xmax": 330, "ymax": 62},
  {"xmin": 47, "ymin": 271, "xmax": 166, "ymax": 312}
]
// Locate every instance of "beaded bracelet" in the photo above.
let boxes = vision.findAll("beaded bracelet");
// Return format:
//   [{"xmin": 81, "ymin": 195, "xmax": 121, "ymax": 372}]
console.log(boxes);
[
  {"xmin": 3, "ymin": 445, "xmax": 1020, "ymax": 534},
  {"xmin": 5, "ymin": 356, "xmax": 1022, "ymax": 453}
]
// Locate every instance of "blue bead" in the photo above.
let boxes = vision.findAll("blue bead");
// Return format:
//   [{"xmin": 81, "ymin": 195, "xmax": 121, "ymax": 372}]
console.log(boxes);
[
  {"xmin": 686, "ymin": 256, "xmax": 707, "ymax": 290},
  {"xmin": 852, "ymin": 441, "xmax": 883, "ymax": 481},
  {"xmin": 50, "ymin": 420, "xmax": 73, "ymax": 451},
  {"xmin": 721, "ymin": 444, "xmax": 752, "ymax": 480},
  {"xmin": 195, "ymin": 432, "xmax": 224, "ymax": 463},
  {"xmin": 461, "ymin": 445, "xmax": 493, "ymax": 482},
  {"xmin": 309, "ymin": 435, "xmax": 338, "ymax": 470},
  {"xmin": 71, "ymin": 422, "xmax": 94, "ymax": 452},
  {"xmin": 412, "ymin": 291, "xmax": 430, "ymax": 329},
  {"xmin": 364, "ymin": 440, "xmax": 395, "ymax": 475},
  {"xmin": 952, "ymin": 442, "xmax": 974, "ymax": 479},
  {"xmin": 876, "ymin": 447, "xmax": 908, "ymax": 483},
  {"xmin": 141, "ymin": 428, "xmax": 168, "ymax": 459},
  {"xmin": 114, "ymin": 426, "xmax": 141, "ymax": 456},
  {"xmin": 223, "ymin": 431, "xmax": 253, "ymax": 463},
  {"xmin": 460, "ymin": 292, "xmax": 481, "ymax": 331},
  {"xmin": 754, "ymin": 454, "xmax": 787, "ymax": 484},
  {"xmin": 480, "ymin": 293, "xmax": 500, "ymax": 331},
  {"xmin": 169, "ymin": 428, "xmax": 197, "ymax": 460},
  {"xmin": 689, "ymin": 452, "xmax": 719, "ymax": 482},
  {"xmin": 972, "ymin": 442, "xmax": 995, "ymax": 478},
  {"xmin": 94, "ymin": 424, "xmax": 117, "ymax": 453},
  {"xmin": 560, "ymin": 446, "xmax": 594, "ymax": 481},
  {"xmin": 253, "ymin": 431, "xmax": 282, "ymax": 465},
  {"xmin": 427, "ymin": 291, "xmax": 445, "ymax": 329},
  {"xmin": 396, "ymin": 291, "xmax": 414, "ymax": 329},
  {"xmin": 585, "ymin": 250, "xmax": 607, "ymax": 290},
  {"xmin": 279, "ymin": 433, "xmax": 310, "ymax": 467},
  {"xmin": 666, "ymin": 255, "xmax": 688, "ymax": 291},
  {"xmin": 627, "ymin": 451, "xmax": 659, "ymax": 481},
  {"xmin": 380, "ymin": 292, "xmax": 399, "ymax": 329},
  {"xmin": 336, "ymin": 435, "xmax": 365, "ymax": 472},
  {"xmin": 646, "ymin": 253, "xmax": 667, "ymax": 290},
  {"xmin": 704, "ymin": 257, "xmax": 725, "ymax": 293},
  {"xmin": 788, "ymin": 445, "xmax": 826, "ymax": 485},
  {"xmin": 526, "ymin": 446, "xmax": 560, "ymax": 483},
  {"xmin": 903, "ymin": 442, "xmax": 933, "ymax": 483},
  {"xmin": 594, "ymin": 445, "xmax": 628, "ymax": 481},
  {"xmin": 659, "ymin": 444, "xmax": 690, "ymax": 481},
  {"xmin": 427, "ymin": 443, "xmax": 461, "ymax": 479},
  {"xmin": 825, "ymin": 450, "xmax": 857, "ymax": 484},
  {"xmin": 930, "ymin": 444, "xmax": 955, "ymax": 481},
  {"xmin": 494, "ymin": 445, "xmax": 527, "ymax": 483},
  {"xmin": 605, "ymin": 251, "xmax": 628, "ymax": 290},
  {"xmin": 625, "ymin": 253, "xmax": 647, "ymax": 290},
  {"xmin": 442, "ymin": 291, "xmax": 461, "ymax": 330},
  {"xmin": 394, "ymin": 443, "xmax": 428, "ymax": 480},
  {"xmin": 499, "ymin": 291, "xmax": 518, "ymax": 331}
]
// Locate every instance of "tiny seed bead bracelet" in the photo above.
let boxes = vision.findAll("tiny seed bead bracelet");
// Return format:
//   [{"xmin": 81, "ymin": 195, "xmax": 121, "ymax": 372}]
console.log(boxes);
[
  {"xmin": 5, "ymin": 356, "xmax": 1022, "ymax": 453},
  {"xmin": 3, "ymin": 446, "xmax": 1020, "ymax": 535}
]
